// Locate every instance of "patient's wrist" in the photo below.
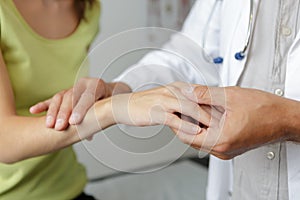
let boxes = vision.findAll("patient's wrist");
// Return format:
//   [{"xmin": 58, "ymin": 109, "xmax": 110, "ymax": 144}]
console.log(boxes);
[{"xmin": 95, "ymin": 97, "xmax": 116, "ymax": 130}]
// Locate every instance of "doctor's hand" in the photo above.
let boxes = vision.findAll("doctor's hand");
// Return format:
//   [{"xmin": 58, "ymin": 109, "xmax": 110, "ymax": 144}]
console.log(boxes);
[
  {"xmin": 30, "ymin": 77, "xmax": 131, "ymax": 131},
  {"xmin": 176, "ymin": 85, "xmax": 299, "ymax": 160},
  {"xmin": 104, "ymin": 82, "xmax": 210, "ymax": 135}
]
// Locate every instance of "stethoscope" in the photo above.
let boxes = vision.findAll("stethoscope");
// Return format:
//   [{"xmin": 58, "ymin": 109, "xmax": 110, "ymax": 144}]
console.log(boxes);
[{"xmin": 202, "ymin": 0, "xmax": 254, "ymax": 64}]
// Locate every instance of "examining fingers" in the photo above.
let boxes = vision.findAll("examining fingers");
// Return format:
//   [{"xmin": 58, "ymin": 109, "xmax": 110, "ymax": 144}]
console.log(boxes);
[
  {"xmin": 175, "ymin": 99, "xmax": 211, "ymax": 126},
  {"xmin": 174, "ymin": 128, "xmax": 236, "ymax": 160},
  {"xmin": 55, "ymin": 91, "xmax": 73, "ymax": 131},
  {"xmin": 46, "ymin": 91, "xmax": 65, "ymax": 128},
  {"xmin": 70, "ymin": 92, "xmax": 96, "ymax": 125},
  {"xmin": 29, "ymin": 99, "xmax": 51, "ymax": 114},
  {"xmin": 70, "ymin": 78, "xmax": 109, "ymax": 125},
  {"xmin": 164, "ymin": 113, "xmax": 202, "ymax": 135},
  {"xmin": 171, "ymin": 127, "xmax": 221, "ymax": 158},
  {"xmin": 161, "ymin": 83, "xmax": 212, "ymax": 126},
  {"xmin": 29, "ymin": 78, "xmax": 116, "ymax": 131}
]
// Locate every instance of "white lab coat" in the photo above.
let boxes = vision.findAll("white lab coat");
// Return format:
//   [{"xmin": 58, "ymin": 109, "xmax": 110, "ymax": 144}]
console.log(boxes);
[{"xmin": 115, "ymin": 0, "xmax": 300, "ymax": 199}]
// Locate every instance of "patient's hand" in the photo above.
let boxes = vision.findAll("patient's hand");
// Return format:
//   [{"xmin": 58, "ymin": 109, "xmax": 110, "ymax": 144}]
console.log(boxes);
[
  {"xmin": 30, "ymin": 77, "xmax": 130, "ymax": 131},
  {"xmin": 107, "ymin": 82, "xmax": 210, "ymax": 135}
]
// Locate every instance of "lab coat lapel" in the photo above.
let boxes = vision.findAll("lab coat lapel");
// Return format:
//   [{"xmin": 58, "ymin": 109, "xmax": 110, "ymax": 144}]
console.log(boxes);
[
  {"xmin": 286, "ymin": 31, "xmax": 300, "ymax": 99},
  {"xmin": 285, "ymin": 29, "xmax": 300, "ymax": 200}
]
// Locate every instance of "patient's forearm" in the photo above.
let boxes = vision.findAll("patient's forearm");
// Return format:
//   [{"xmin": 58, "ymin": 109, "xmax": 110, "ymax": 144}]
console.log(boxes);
[{"xmin": 0, "ymin": 98, "xmax": 112, "ymax": 164}]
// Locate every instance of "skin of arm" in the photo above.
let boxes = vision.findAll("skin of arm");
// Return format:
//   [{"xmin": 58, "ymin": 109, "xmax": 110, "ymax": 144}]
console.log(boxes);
[
  {"xmin": 0, "ymin": 0, "xmax": 123, "ymax": 164},
  {"xmin": 1, "ymin": 47, "xmax": 206, "ymax": 165},
  {"xmin": 0, "ymin": 114, "xmax": 107, "ymax": 164},
  {"xmin": 0, "ymin": 46, "xmax": 114, "ymax": 163},
  {"xmin": 0, "ymin": 49, "xmax": 110, "ymax": 164}
]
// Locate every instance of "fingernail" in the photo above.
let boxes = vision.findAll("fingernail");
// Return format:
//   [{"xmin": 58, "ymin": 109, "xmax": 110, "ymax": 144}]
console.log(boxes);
[
  {"xmin": 29, "ymin": 107, "xmax": 34, "ymax": 113},
  {"xmin": 192, "ymin": 126, "xmax": 201, "ymax": 135},
  {"xmin": 55, "ymin": 119, "xmax": 64, "ymax": 130},
  {"xmin": 46, "ymin": 116, "xmax": 53, "ymax": 127},
  {"xmin": 70, "ymin": 113, "xmax": 80, "ymax": 124}
]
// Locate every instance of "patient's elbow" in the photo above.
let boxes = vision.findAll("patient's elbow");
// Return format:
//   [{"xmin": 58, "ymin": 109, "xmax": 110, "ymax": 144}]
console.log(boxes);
[
  {"xmin": 0, "ymin": 158, "xmax": 18, "ymax": 165},
  {"xmin": 0, "ymin": 150, "xmax": 22, "ymax": 165},
  {"xmin": 0, "ymin": 131, "xmax": 24, "ymax": 164},
  {"xmin": 0, "ymin": 159, "xmax": 17, "ymax": 165},
  {"xmin": 0, "ymin": 155, "xmax": 21, "ymax": 165}
]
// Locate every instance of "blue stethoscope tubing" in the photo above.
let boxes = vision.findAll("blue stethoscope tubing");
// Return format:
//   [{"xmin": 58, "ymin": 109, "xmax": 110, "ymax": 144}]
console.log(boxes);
[{"xmin": 203, "ymin": 0, "xmax": 254, "ymax": 64}]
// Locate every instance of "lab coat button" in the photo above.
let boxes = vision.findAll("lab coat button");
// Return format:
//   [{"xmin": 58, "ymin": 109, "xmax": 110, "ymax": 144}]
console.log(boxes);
[
  {"xmin": 281, "ymin": 26, "xmax": 292, "ymax": 36},
  {"xmin": 267, "ymin": 151, "xmax": 275, "ymax": 160},
  {"xmin": 274, "ymin": 88, "xmax": 284, "ymax": 96}
]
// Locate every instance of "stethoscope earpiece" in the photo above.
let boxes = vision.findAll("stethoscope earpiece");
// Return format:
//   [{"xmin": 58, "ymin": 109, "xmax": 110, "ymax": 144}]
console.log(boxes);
[
  {"xmin": 212, "ymin": 52, "xmax": 245, "ymax": 64},
  {"xmin": 205, "ymin": 0, "xmax": 254, "ymax": 64},
  {"xmin": 234, "ymin": 52, "xmax": 245, "ymax": 60},
  {"xmin": 213, "ymin": 57, "xmax": 224, "ymax": 64}
]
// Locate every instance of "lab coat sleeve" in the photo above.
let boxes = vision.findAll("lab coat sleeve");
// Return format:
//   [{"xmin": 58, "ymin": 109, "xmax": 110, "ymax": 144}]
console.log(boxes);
[
  {"xmin": 206, "ymin": 155, "xmax": 233, "ymax": 200},
  {"xmin": 113, "ymin": 0, "xmax": 221, "ymax": 91},
  {"xmin": 114, "ymin": 1, "xmax": 233, "ymax": 199}
]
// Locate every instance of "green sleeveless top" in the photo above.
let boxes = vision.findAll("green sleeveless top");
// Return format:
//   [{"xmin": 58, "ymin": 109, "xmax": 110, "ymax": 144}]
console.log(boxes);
[{"xmin": 0, "ymin": 0, "xmax": 100, "ymax": 199}]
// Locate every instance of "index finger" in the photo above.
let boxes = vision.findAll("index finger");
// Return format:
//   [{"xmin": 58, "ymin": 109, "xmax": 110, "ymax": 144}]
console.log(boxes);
[{"xmin": 69, "ymin": 92, "xmax": 96, "ymax": 125}]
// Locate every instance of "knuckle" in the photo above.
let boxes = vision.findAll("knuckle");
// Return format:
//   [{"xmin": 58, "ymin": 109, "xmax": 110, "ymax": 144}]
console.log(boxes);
[
  {"xmin": 86, "ymin": 77, "xmax": 98, "ymax": 85},
  {"xmin": 53, "ymin": 93, "xmax": 63, "ymax": 102},
  {"xmin": 194, "ymin": 86, "xmax": 209, "ymax": 99},
  {"xmin": 76, "ymin": 79, "xmax": 84, "ymax": 87},
  {"xmin": 165, "ymin": 114, "xmax": 176, "ymax": 125},
  {"xmin": 172, "ymin": 81, "xmax": 182, "ymax": 85},
  {"xmin": 177, "ymin": 133, "xmax": 192, "ymax": 145},
  {"xmin": 64, "ymin": 90, "xmax": 73, "ymax": 98},
  {"xmin": 41, "ymin": 101, "xmax": 49, "ymax": 108},
  {"xmin": 160, "ymin": 86, "xmax": 172, "ymax": 96},
  {"xmin": 79, "ymin": 77, "xmax": 88, "ymax": 83},
  {"xmin": 48, "ymin": 105, "xmax": 58, "ymax": 113},
  {"xmin": 95, "ymin": 79, "xmax": 106, "ymax": 97},
  {"xmin": 36, "ymin": 102, "xmax": 44, "ymax": 107},
  {"xmin": 82, "ymin": 91, "xmax": 96, "ymax": 101},
  {"xmin": 97, "ymin": 78, "xmax": 105, "ymax": 86},
  {"xmin": 77, "ymin": 77, "xmax": 92, "ymax": 87},
  {"xmin": 170, "ymin": 81, "xmax": 184, "ymax": 88}
]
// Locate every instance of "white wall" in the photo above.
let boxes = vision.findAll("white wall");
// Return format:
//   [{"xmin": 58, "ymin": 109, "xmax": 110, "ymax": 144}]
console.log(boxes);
[{"xmin": 74, "ymin": 0, "xmax": 198, "ymax": 179}]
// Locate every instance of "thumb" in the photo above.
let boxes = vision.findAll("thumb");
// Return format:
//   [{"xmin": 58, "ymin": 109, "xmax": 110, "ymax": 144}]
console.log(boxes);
[{"xmin": 29, "ymin": 99, "xmax": 51, "ymax": 114}]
